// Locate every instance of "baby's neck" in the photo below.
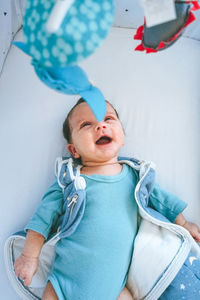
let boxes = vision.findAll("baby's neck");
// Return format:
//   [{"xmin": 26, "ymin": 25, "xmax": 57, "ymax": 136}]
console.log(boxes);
[{"xmin": 80, "ymin": 160, "xmax": 122, "ymax": 176}]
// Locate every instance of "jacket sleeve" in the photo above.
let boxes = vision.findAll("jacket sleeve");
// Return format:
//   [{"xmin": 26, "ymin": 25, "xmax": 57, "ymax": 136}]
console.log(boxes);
[
  {"xmin": 24, "ymin": 181, "xmax": 63, "ymax": 239},
  {"xmin": 148, "ymin": 183, "xmax": 187, "ymax": 223}
]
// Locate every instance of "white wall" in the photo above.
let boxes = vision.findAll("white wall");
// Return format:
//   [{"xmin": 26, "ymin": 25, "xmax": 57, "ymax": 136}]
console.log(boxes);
[
  {"xmin": 0, "ymin": 0, "xmax": 25, "ymax": 75},
  {"xmin": 1, "ymin": 25, "xmax": 200, "ymax": 299}
]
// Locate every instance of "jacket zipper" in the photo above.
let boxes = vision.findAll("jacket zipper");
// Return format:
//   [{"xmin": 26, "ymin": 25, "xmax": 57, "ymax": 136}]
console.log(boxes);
[{"xmin": 68, "ymin": 194, "xmax": 78, "ymax": 216}]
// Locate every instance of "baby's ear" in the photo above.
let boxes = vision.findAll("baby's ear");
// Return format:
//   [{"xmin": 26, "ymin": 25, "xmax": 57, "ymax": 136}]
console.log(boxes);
[{"xmin": 67, "ymin": 144, "xmax": 80, "ymax": 159}]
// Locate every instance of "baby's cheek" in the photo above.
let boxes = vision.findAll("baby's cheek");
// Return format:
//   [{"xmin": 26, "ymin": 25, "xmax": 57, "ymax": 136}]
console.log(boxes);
[
  {"xmin": 78, "ymin": 136, "xmax": 94, "ymax": 151},
  {"xmin": 116, "ymin": 128, "xmax": 125, "ymax": 144}
]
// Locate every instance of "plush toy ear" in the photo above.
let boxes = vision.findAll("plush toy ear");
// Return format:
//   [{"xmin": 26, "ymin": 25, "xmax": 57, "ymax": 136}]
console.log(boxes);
[
  {"xmin": 134, "ymin": 1, "xmax": 200, "ymax": 53},
  {"xmin": 12, "ymin": 42, "xmax": 31, "ymax": 56},
  {"xmin": 32, "ymin": 61, "xmax": 106, "ymax": 121},
  {"xmin": 80, "ymin": 86, "xmax": 106, "ymax": 122}
]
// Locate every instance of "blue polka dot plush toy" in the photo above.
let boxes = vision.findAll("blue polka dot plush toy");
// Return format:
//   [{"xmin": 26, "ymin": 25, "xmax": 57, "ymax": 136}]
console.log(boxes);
[{"xmin": 14, "ymin": 0, "xmax": 114, "ymax": 121}]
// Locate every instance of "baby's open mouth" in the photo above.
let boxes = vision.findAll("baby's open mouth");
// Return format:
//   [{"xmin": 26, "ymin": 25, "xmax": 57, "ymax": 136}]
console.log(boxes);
[{"xmin": 95, "ymin": 136, "xmax": 112, "ymax": 145}]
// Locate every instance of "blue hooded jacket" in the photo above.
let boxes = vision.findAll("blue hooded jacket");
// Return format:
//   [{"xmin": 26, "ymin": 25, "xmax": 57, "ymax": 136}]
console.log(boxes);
[{"xmin": 4, "ymin": 156, "xmax": 200, "ymax": 300}]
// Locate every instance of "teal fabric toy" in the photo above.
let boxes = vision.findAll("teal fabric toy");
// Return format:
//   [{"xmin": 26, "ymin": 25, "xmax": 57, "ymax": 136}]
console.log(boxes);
[
  {"xmin": 22, "ymin": 0, "xmax": 114, "ymax": 67},
  {"xmin": 14, "ymin": 0, "xmax": 115, "ymax": 121}
]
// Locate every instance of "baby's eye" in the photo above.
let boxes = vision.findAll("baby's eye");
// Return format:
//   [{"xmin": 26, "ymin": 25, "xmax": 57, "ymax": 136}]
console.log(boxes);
[
  {"xmin": 104, "ymin": 116, "xmax": 113, "ymax": 121},
  {"xmin": 80, "ymin": 122, "xmax": 91, "ymax": 128}
]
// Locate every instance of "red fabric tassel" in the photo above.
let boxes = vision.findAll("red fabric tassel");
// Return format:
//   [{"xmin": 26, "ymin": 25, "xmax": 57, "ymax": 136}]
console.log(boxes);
[
  {"xmin": 134, "ymin": 25, "xmax": 144, "ymax": 40},
  {"xmin": 135, "ymin": 43, "xmax": 145, "ymax": 51},
  {"xmin": 191, "ymin": 1, "xmax": 200, "ymax": 11},
  {"xmin": 157, "ymin": 42, "xmax": 166, "ymax": 50},
  {"xmin": 134, "ymin": 32, "xmax": 143, "ymax": 40},
  {"xmin": 145, "ymin": 48, "xmax": 157, "ymax": 53},
  {"xmin": 184, "ymin": 11, "xmax": 196, "ymax": 26},
  {"xmin": 136, "ymin": 25, "xmax": 144, "ymax": 35}
]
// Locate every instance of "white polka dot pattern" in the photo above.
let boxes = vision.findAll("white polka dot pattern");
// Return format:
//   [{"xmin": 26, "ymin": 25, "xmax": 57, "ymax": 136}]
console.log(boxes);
[{"xmin": 23, "ymin": 0, "xmax": 114, "ymax": 67}]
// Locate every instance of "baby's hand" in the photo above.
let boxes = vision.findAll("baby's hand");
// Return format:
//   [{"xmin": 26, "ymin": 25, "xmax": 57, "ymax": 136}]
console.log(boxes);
[
  {"xmin": 14, "ymin": 253, "xmax": 38, "ymax": 286},
  {"xmin": 175, "ymin": 213, "xmax": 200, "ymax": 243},
  {"xmin": 182, "ymin": 221, "xmax": 200, "ymax": 243}
]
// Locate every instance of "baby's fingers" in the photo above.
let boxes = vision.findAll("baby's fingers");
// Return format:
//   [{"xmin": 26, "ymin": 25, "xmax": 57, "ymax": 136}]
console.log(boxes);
[
  {"xmin": 189, "ymin": 224, "xmax": 200, "ymax": 243},
  {"xmin": 14, "ymin": 262, "xmax": 33, "ymax": 286},
  {"xmin": 23, "ymin": 275, "xmax": 32, "ymax": 286},
  {"xmin": 193, "ymin": 229, "xmax": 200, "ymax": 243},
  {"xmin": 14, "ymin": 262, "xmax": 22, "ymax": 278},
  {"xmin": 18, "ymin": 274, "xmax": 31, "ymax": 286},
  {"xmin": 14, "ymin": 254, "xmax": 38, "ymax": 286},
  {"xmin": 15, "ymin": 270, "xmax": 33, "ymax": 286}
]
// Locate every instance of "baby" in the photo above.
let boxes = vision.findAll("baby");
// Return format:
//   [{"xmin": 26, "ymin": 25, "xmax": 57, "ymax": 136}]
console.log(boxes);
[{"xmin": 14, "ymin": 98, "xmax": 200, "ymax": 300}]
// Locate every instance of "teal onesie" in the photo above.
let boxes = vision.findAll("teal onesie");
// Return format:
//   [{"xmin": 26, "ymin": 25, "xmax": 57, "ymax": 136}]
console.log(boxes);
[{"xmin": 25, "ymin": 164, "xmax": 186, "ymax": 299}]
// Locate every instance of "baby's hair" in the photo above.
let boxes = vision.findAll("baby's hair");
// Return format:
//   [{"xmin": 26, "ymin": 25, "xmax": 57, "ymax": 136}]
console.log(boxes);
[{"xmin": 63, "ymin": 98, "xmax": 119, "ymax": 143}]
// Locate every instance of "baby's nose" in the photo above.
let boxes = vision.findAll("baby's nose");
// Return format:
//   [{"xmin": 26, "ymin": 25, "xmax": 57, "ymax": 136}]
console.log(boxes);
[{"xmin": 95, "ymin": 122, "xmax": 107, "ymax": 131}]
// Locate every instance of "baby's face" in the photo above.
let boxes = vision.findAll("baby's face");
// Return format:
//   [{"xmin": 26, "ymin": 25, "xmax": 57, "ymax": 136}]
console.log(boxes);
[{"xmin": 67, "ymin": 102, "xmax": 124, "ymax": 165}]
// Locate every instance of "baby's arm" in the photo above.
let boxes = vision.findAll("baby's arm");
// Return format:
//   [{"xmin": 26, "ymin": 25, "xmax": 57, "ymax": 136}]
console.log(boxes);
[
  {"xmin": 149, "ymin": 184, "xmax": 200, "ymax": 242},
  {"xmin": 14, "ymin": 181, "xmax": 64, "ymax": 286},
  {"xmin": 14, "ymin": 230, "xmax": 45, "ymax": 286},
  {"xmin": 175, "ymin": 213, "xmax": 200, "ymax": 242}
]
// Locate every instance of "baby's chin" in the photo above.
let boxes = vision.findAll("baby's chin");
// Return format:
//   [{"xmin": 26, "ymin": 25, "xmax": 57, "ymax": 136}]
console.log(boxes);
[{"xmin": 82, "ymin": 154, "xmax": 119, "ymax": 165}]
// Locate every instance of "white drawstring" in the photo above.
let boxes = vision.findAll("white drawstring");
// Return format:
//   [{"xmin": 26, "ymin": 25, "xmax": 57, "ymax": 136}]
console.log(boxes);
[
  {"xmin": 67, "ymin": 158, "xmax": 75, "ymax": 180},
  {"xmin": 74, "ymin": 164, "xmax": 86, "ymax": 190},
  {"xmin": 46, "ymin": 0, "xmax": 75, "ymax": 33}
]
